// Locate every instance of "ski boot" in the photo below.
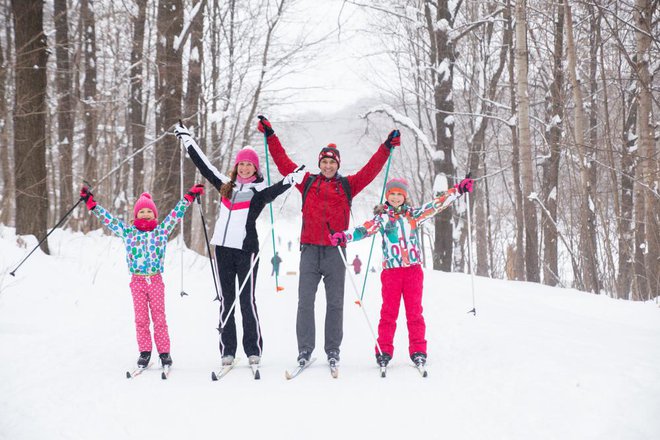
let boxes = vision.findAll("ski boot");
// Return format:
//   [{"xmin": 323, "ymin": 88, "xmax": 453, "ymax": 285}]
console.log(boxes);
[
  {"xmin": 159, "ymin": 352, "xmax": 173, "ymax": 367},
  {"xmin": 411, "ymin": 352, "xmax": 427, "ymax": 366},
  {"xmin": 297, "ymin": 351, "xmax": 311, "ymax": 366},
  {"xmin": 327, "ymin": 350, "xmax": 340, "ymax": 366},
  {"xmin": 137, "ymin": 351, "xmax": 151, "ymax": 368},
  {"xmin": 248, "ymin": 355, "xmax": 261, "ymax": 366},
  {"xmin": 376, "ymin": 352, "xmax": 392, "ymax": 367},
  {"xmin": 221, "ymin": 355, "xmax": 235, "ymax": 366}
]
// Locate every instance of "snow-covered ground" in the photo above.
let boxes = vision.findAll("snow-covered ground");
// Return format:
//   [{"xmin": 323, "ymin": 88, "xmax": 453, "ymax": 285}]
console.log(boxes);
[{"xmin": 1, "ymin": 222, "xmax": 659, "ymax": 440}]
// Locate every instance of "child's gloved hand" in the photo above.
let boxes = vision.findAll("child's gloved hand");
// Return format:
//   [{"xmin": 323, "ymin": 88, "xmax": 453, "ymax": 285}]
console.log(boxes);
[
  {"xmin": 455, "ymin": 177, "xmax": 474, "ymax": 194},
  {"xmin": 329, "ymin": 232, "xmax": 347, "ymax": 246},
  {"xmin": 174, "ymin": 122, "xmax": 191, "ymax": 139},
  {"xmin": 383, "ymin": 130, "xmax": 400, "ymax": 150},
  {"xmin": 257, "ymin": 115, "xmax": 274, "ymax": 137},
  {"xmin": 80, "ymin": 186, "xmax": 97, "ymax": 210},
  {"xmin": 184, "ymin": 184, "xmax": 205, "ymax": 202}
]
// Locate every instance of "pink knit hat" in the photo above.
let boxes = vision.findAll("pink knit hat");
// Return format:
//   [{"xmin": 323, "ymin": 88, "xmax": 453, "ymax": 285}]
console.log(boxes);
[
  {"xmin": 235, "ymin": 147, "xmax": 261, "ymax": 173},
  {"xmin": 134, "ymin": 192, "xmax": 158, "ymax": 218}
]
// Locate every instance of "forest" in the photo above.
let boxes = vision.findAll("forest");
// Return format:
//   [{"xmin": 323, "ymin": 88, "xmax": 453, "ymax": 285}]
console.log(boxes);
[{"xmin": 1, "ymin": 0, "xmax": 658, "ymax": 300}]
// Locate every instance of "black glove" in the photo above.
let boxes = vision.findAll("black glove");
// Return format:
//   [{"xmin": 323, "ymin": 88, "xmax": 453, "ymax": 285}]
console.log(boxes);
[
  {"xmin": 384, "ymin": 130, "xmax": 400, "ymax": 150},
  {"xmin": 257, "ymin": 115, "xmax": 275, "ymax": 137}
]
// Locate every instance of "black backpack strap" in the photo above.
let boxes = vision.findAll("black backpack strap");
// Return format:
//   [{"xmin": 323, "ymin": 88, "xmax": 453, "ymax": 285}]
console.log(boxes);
[
  {"xmin": 339, "ymin": 175, "xmax": 352, "ymax": 207},
  {"xmin": 301, "ymin": 174, "xmax": 318, "ymax": 210}
]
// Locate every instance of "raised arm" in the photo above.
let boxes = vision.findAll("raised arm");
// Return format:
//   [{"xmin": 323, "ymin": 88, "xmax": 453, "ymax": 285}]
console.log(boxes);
[
  {"xmin": 158, "ymin": 184, "xmax": 204, "ymax": 235},
  {"xmin": 346, "ymin": 130, "xmax": 399, "ymax": 197},
  {"xmin": 257, "ymin": 116, "xmax": 299, "ymax": 176},
  {"xmin": 80, "ymin": 186, "xmax": 128, "ymax": 238},
  {"xmin": 174, "ymin": 123, "xmax": 229, "ymax": 191},
  {"xmin": 412, "ymin": 177, "xmax": 474, "ymax": 226}
]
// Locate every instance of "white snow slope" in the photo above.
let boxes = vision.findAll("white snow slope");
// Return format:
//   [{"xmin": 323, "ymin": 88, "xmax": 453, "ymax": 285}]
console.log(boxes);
[{"xmin": 1, "ymin": 223, "xmax": 658, "ymax": 440}]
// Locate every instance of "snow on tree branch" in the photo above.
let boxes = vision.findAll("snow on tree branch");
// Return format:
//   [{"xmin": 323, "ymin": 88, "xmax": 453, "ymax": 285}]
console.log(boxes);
[{"xmin": 360, "ymin": 104, "xmax": 435, "ymax": 158}]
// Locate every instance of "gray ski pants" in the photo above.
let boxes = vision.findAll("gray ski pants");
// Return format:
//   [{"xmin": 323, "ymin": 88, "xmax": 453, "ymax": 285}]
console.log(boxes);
[{"xmin": 297, "ymin": 244, "xmax": 346, "ymax": 357}]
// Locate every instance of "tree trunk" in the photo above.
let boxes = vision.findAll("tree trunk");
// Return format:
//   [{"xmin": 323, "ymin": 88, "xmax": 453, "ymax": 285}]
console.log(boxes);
[
  {"xmin": 541, "ymin": 0, "xmax": 563, "ymax": 287},
  {"xmin": 130, "ymin": 0, "xmax": 148, "ymax": 197},
  {"xmin": 54, "ymin": 0, "xmax": 75, "ymax": 217},
  {"xmin": 154, "ymin": 0, "xmax": 183, "ymax": 224},
  {"xmin": 182, "ymin": 0, "xmax": 204, "ymax": 247},
  {"xmin": 11, "ymin": 0, "xmax": 49, "ymax": 252},
  {"xmin": 81, "ymin": 0, "xmax": 97, "ymax": 186},
  {"xmin": 564, "ymin": 2, "xmax": 599, "ymax": 292},
  {"xmin": 515, "ymin": 0, "xmax": 539, "ymax": 282},
  {"xmin": 0, "ymin": 15, "xmax": 13, "ymax": 225},
  {"xmin": 505, "ymin": 0, "xmax": 525, "ymax": 280},
  {"xmin": 634, "ymin": 0, "xmax": 658, "ymax": 299},
  {"xmin": 425, "ymin": 0, "xmax": 457, "ymax": 272}
]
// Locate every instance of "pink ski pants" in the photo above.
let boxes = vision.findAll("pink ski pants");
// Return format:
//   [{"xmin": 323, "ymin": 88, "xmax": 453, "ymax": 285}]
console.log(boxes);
[
  {"xmin": 375, "ymin": 265, "xmax": 427, "ymax": 357},
  {"xmin": 129, "ymin": 274, "xmax": 170, "ymax": 353}
]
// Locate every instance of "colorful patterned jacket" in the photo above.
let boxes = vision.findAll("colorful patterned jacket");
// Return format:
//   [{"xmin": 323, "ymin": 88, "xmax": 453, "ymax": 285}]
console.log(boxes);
[
  {"xmin": 91, "ymin": 198, "xmax": 191, "ymax": 275},
  {"xmin": 345, "ymin": 188, "xmax": 460, "ymax": 269}
]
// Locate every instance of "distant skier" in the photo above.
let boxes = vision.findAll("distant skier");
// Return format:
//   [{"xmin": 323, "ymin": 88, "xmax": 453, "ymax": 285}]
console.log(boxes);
[
  {"xmin": 352, "ymin": 255, "xmax": 362, "ymax": 275},
  {"xmin": 175, "ymin": 122, "xmax": 304, "ymax": 369},
  {"xmin": 79, "ymin": 183, "xmax": 205, "ymax": 369},
  {"xmin": 330, "ymin": 176, "xmax": 473, "ymax": 368},
  {"xmin": 271, "ymin": 252, "xmax": 282, "ymax": 276}
]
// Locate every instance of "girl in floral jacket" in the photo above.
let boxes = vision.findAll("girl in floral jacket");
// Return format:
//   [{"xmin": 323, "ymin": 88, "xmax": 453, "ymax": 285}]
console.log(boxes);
[
  {"xmin": 330, "ymin": 177, "xmax": 473, "ymax": 368},
  {"xmin": 80, "ymin": 184, "xmax": 204, "ymax": 369}
]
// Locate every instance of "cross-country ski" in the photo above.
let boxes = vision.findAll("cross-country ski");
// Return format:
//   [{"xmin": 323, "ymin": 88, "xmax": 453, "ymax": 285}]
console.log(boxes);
[{"xmin": 285, "ymin": 358, "xmax": 316, "ymax": 380}]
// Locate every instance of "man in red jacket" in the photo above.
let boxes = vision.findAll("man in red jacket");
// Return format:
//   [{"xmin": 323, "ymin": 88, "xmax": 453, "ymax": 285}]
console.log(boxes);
[{"xmin": 258, "ymin": 116, "xmax": 400, "ymax": 367}]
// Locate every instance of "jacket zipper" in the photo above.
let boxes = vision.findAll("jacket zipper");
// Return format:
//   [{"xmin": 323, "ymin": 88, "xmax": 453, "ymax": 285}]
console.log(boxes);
[{"xmin": 221, "ymin": 183, "xmax": 242, "ymax": 246}]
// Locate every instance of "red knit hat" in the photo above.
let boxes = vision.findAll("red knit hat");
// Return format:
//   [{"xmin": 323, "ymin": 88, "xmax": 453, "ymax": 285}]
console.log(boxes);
[
  {"xmin": 385, "ymin": 178, "xmax": 409, "ymax": 199},
  {"xmin": 134, "ymin": 192, "xmax": 158, "ymax": 218},
  {"xmin": 235, "ymin": 146, "xmax": 261, "ymax": 174},
  {"xmin": 318, "ymin": 143, "xmax": 341, "ymax": 168}
]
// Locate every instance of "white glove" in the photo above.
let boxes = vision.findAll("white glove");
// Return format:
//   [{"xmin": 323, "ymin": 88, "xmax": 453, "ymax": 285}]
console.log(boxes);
[
  {"xmin": 174, "ymin": 122, "xmax": 191, "ymax": 139},
  {"xmin": 284, "ymin": 168, "xmax": 306, "ymax": 186}
]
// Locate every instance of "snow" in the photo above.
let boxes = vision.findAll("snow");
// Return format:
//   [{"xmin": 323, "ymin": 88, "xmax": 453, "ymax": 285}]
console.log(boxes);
[{"xmin": 1, "ymin": 223, "xmax": 659, "ymax": 440}]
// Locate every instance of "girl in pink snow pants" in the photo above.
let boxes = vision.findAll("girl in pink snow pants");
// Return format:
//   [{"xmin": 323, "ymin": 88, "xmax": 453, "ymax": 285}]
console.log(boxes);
[
  {"xmin": 331, "ymin": 176, "xmax": 473, "ymax": 367},
  {"xmin": 80, "ymin": 184, "xmax": 205, "ymax": 368}
]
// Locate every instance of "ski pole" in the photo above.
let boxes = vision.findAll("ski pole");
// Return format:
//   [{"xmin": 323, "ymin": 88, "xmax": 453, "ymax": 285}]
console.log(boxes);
[
  {"xmin": 10, "ymin": 182, "xmax": 91, "ymax": 276},
  {"xmin": 196, "ymin": 196, "xmax": 221, "ymax": 301},
  {"xmin": 337, "ymin": 245, "xmax": 384, "ymax": 356},
  {"xmin": 261, "ymin": 130, "xmax": 283, "ymax": 292},
  {"xmin": 359, "ymin": 131, "xmax": 398, "ymax": 302},
  {"xmin": 465, "ymin": 190, "xmax": 477, "ymax": 316},
  {"xmin": 179, "ymin": 138, "xmax": 188, "ymax": 297},
  {"xmin": 217, "ymin": 233, "xmax": 269, "ymax": 333}
]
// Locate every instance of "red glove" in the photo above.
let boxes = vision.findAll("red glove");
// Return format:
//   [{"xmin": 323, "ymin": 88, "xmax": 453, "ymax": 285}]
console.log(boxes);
[
  {"xmin": 79, "ymin": 186, "xmax": 97, "ymax": 210},
  {"xmin": 184, "ymin": 184, "xmax": 205, "ymax": 202},
  {"xmin": 329, "ymin": 232, "xmax": 347, "ymax": 246},
  {"xmin": 455, "ymin": 178, "xmax": 474, "ymax": 194},
  {"xmin": 384, "ymin": 130, "xmax": 400, "ymax": 150},
  {"xmin": 257, "ymin": 115, "xmax": 274, "ymax": 137}
]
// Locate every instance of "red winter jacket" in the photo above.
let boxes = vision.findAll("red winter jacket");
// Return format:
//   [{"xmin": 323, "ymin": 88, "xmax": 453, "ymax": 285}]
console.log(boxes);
[{"xmin": 267, "ymin": 134, "xmax": 391, "ymax": 246}]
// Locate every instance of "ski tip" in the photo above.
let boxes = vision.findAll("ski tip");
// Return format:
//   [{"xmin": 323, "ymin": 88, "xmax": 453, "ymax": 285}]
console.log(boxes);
[
  {"xmin": 161, "ymin": 372, "xmax": 167, "ymax": 380},
  {"xmin": 423, "ymin": 370, "xmax": 428, "ymax": 378},
  {"xmin": 126, "ymin": 371, "xmax": 132, "ymax": 379},
  {"xmin": 285, "ymin": 371, "xmax": 292, "ymax": 380},
  {"xmin": 211, "ymin": 372, "xmax": 218, "ymax": 381},
  {"xmin": 254, "ymin": 370, "xmax": 261, "ymax": 380}
]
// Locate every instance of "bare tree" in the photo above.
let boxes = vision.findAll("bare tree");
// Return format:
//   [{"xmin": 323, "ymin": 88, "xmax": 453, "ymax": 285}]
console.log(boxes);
[
  {"xmin": 515, "ymin": 0, "xmax": 539, "ymax": 282},
  {"xmin": 11, "ymin": 0, "xmax": 49, "ymax": 252},
  {"xmin": 130, "ymin": 0, "xmax": 148, "ymax": 197},
  {"xmin": 154, "ymin": 0, "xmax": 183, "ymax": 219},
  {"xmin": 53, "ymin": 0, "xmax": 75, "ymax": 217},
  {"xmin": 0, "ymin": 7, "xmax": 13, "ymax": 225}
]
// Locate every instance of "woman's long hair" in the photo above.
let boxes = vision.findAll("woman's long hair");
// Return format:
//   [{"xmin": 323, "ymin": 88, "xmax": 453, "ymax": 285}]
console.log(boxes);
[{"xmin": 219, "ymin": 166, "xmax": 238, "ymax": 199}]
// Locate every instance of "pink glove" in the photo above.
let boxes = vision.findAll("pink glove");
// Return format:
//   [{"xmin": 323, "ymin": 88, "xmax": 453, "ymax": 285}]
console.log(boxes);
[
  {"xmin": 455, "ymin": 178, "xmax": 474, "ymax": 194},
  {"xmin": 184, "ymin": 183, "xmax": 205, "ymax": 202},
  {"xmin": 329, "ymin": 232, "xmax": 347, "ymax": 246},
  {"xmin": 80, "ymin": 186, "xmax": 97, "ymax": 210}
]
